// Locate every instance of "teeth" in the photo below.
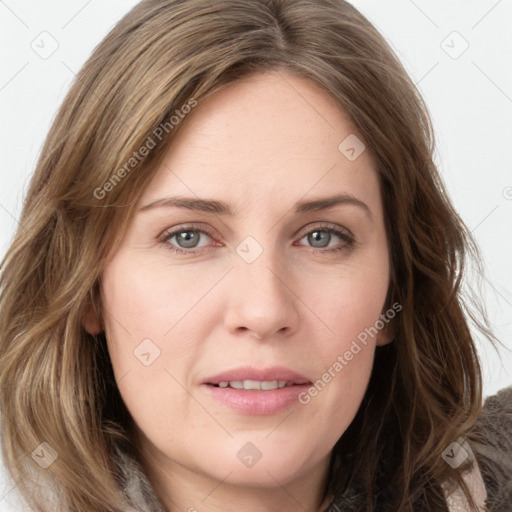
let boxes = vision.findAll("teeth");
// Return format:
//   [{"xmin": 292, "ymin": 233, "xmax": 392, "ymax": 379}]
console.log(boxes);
[
  {"xmin": 244, "ymin": 379, "xmax": 262, "ymax": 390},
  {"xmin": 216, "ymin": 380, "xmax": 294, "ymax": 390}
]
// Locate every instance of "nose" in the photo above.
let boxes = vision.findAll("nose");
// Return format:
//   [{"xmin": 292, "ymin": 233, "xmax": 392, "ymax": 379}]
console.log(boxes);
[{"xmin": 223, "ymin": 254, "xmax": 300, "ymax": 341}]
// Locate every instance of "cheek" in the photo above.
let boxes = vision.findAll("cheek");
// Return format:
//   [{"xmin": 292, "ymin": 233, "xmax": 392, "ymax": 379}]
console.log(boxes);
[
  {"xmin": 99, "ymin": 250, "xmax": 220, "ymax": 410},
  {"xmin": 296, "ymin": 254, "xmax": 389, "ymax": 428},
  {"xmin": 100, "ymin": 251, "xmax": 216, "ymax": 347},
  {"xmin": 99, "ymin": 257, "xmax": 195, "ymax": 437},
  {"xmin": 306, "ymin": 282, "xmax": 383, "ymax": 386},
  {"xmin": 297, "ymin": 291, "xmax": 381, "ymax": 443},
  {"xmin": 306, "ymin": 258, "xmax": 389, "ymax": 348}
]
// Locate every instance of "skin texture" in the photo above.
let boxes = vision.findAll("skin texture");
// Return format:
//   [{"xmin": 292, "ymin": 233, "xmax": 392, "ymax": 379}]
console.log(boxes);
[{"xmin": 86, "ymin": 71, "xmax": 392, "ymax": 512}]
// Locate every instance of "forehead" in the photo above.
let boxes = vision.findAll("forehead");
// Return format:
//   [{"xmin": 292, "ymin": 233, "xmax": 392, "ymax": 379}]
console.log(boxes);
[{"xmin": 140, "ymin": 71, "xmax": 379, "ymax": 213}]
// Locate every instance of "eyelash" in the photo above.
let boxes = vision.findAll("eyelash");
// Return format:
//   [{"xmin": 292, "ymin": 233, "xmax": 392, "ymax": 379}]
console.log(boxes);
[{"xmin": 157, "ymin": 223, "xmax": 356, "ymax": 256}]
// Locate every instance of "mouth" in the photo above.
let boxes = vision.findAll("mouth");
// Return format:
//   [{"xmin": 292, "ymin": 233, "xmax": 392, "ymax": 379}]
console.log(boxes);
[
  {"xmin": 202, "ymin": 366, "xmax": 312, "ymax": 415},
  {"xmin": 209, "ymin": 380, "xmax": 304, "ymax": 390},
  {"xmin": 203, "ymin": 366, "xmax": 311, "ymax": 388}
]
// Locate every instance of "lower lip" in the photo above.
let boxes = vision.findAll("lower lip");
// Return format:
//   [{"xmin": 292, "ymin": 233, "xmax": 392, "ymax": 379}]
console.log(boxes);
[{"xmin": 203, "ymin": 384, "xmax": 311, "ymax": 415}]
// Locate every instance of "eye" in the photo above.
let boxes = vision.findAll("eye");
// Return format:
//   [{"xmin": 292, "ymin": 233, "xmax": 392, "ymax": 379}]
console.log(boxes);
[
  {"xmin": 158, "ymin": 223, "xmax": 355, "ymax": 256},
  {"xmin": 158, "ymin": 225, "xmax": 216, "ymax": 255},
  {"xmin": 297, "ymin": 224, "xmax": 355, "ymax": 253}
]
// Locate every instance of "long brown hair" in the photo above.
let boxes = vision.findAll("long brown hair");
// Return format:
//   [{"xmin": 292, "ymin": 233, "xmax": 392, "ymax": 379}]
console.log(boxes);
[{"xmin": 0, "ymin": 0, "xmax": 499, "ymax": 510}]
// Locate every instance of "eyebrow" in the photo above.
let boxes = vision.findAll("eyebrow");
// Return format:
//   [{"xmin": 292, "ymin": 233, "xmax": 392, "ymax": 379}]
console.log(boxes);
[{"xmin": 139, "ymin": 193, "xmax": 373, "ymax": 220}]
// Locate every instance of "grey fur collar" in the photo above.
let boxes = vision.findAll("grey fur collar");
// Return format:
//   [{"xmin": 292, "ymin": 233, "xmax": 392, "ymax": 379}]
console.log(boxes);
[{"xmin": 113, "ymin": 386, "xmax": 512, "ymax": 512}]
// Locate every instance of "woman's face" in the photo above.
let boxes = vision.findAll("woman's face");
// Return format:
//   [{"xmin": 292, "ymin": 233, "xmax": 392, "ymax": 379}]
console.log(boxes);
[{"xmin": 92, "ymin": 71, "xmax": 391, "ymax": 502}]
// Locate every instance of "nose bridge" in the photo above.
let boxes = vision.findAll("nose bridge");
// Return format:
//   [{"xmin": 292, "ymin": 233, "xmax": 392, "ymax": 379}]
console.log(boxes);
[{"xmin": 224, "ymin": 239, "xmax": 300, "ymax": 339}]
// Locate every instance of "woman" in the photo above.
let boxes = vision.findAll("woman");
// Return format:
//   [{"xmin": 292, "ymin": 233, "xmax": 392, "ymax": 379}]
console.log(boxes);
[{"xmin": 0, "ymin": 1, "xmax": 510, "ymax": 511}]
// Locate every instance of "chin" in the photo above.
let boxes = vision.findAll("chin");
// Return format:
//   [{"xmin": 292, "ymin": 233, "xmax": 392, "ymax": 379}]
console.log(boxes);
[{"xmin": 196, "ymin": 437, "xmax": 324, "ymax": 487}]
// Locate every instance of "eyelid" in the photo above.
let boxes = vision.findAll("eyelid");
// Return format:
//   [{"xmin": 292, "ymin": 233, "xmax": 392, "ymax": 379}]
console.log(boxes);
[
  {"xmin": 157, "ymin": 223, "xmax": 218, "ymax": 243},
  {"xmin": 158, "ymin": 221, "xmax": 353, "ymax": 240},
  {"xmin": 295, "ymin": 221, "xmax": 354, "ymax": 240}
]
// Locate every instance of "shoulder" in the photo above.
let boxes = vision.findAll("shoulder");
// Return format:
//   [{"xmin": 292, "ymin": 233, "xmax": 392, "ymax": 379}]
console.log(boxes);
[{"xmin": 468, "ymin": 386, "xmax": 512, "ymax": 511}]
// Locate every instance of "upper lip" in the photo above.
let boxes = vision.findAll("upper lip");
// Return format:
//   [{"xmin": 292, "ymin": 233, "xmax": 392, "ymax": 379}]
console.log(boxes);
[{"xmin": 202, "ymin": 366, "xmax": 311, "ymax": 385}]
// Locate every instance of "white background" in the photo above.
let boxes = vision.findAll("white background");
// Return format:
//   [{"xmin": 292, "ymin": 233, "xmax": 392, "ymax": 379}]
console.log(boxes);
[{"xmin": 1, "ymin": 1, "xmax": 511, "ymax": 509}]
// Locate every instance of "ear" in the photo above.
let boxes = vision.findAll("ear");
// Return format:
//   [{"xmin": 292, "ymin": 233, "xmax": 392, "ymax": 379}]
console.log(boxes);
[
  {"xmin": 376, "ymin": 327, "xmax": 393, "ymax": 346},
  {"xmin": 83, "ymin": 306, "xmax": 103, "ymax": 335},
  {"xmin": 375, "ymin": 312, "xmax": 396, "ymax": 347},
  {"xmin": 82, "ymin": 294, "xmax": 103, "ymax": 335}
]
